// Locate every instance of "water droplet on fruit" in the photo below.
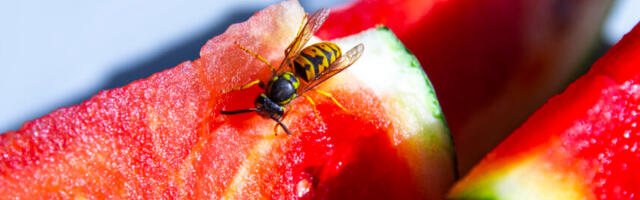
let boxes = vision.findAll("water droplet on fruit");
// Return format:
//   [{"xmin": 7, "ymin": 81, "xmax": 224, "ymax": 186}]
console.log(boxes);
[
  {"xmin": 624, "ymin": 130, "xmax": 631, "ymax": 138},
  {"xmin": 632, "ymin": 122, "xmax": 637, "ymax": 128},
  {"xmin": 296, "ymin": 178, "xmax": 311, "ymax": 198},
  {"xmin": 612, "ymin": 138, "xmax": 618, "ymax": 144}
]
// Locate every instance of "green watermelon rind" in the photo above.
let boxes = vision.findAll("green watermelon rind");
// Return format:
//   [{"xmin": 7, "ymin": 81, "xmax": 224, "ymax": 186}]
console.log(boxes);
[
  {"xmin": 328, "ymin": 26, "xmax": 457, "ymax": 197},
  {"xmin": 333, "ymin": 26, "xmax": 454, "ymax": 154}
]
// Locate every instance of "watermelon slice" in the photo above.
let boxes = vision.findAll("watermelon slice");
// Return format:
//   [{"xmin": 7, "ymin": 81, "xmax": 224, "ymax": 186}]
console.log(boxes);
[
  {"xmin": 0, "ymin": 1, "xmax": 456, "ymax": 199},
  {"xmin": 449, "ymin": 22, "xmax": 640, "ymax": 200},
  {"xmin": 317, "ymin": 0, "xmax": 614, "ymax": 173}
]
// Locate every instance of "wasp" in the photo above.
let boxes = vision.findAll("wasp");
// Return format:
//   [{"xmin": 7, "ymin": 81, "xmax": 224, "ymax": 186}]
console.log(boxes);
[{"xmin": 220, "ymin": 8, "xmax": 364, "ymax": 135}]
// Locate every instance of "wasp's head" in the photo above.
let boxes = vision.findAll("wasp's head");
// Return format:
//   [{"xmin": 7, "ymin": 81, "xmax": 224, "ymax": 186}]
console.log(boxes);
[
  {"xmin": 220, "ymin": 93, "xmax": 291, "ymax": 135},
  {"xmin": 255, "ymin": 93, "xmax": 285, "ymax": 119}
]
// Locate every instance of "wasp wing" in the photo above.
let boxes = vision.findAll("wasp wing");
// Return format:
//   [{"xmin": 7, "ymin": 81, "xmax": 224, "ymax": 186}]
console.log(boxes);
[
  {"xmin": 297, "ymin": 43, "xmax": 364, "ymax": 95},
  {"xmin": 277, "ymin": 8, "xmax": 331, "ymax": 74}
]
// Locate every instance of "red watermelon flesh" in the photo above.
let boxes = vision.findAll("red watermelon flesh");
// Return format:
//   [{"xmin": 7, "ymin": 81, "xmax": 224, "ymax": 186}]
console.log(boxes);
[
  {"xmin": 0, "ymin": 1, "xmax": 456, "ymax": 199},
  {"xmin": 317, "ymin": 0, "xmax": 614, "ymax": 173},
  {"xmin": 449, "ymin": 22, "xmax": 640, "ymax": 199}
]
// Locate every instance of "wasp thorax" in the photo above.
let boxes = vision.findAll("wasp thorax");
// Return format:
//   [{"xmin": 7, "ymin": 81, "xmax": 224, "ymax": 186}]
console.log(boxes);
[{"xmin": 266, "ymin": 72, "xmax": 299, "ymax": 105}]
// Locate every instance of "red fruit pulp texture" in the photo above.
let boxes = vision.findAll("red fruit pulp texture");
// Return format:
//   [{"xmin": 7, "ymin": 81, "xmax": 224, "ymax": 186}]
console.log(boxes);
[
  {"xmin": 318, "ymin": 0, "xmax": 613, "ymax": 173},
  {"xmin": 452, "ymin": 22, "xmax": 640, "ymax": 199},
  {"xmin": 197, "ymin": 86, "xmax": 424, "ymax": 199},
  {"xmin": 0, "ymin": 1, "xmax": 453, "ymax": 199}
]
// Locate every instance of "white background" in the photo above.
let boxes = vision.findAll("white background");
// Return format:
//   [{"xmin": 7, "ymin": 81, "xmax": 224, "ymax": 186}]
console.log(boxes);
[{"xmin": 0, "ymin": 0, "xmax": 638, "ymax": 133}]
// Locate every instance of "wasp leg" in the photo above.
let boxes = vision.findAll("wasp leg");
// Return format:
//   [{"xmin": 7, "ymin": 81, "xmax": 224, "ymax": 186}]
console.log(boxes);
[
  {"xmin": 273, "ymin": 105, "xmax": 295, "ymax": 136},
  {"xmin": 314, "ymin": 89, "xmax": 350, "ymax": 114},
  {"xmin": 234, "ymin": 42, "xmax": 276, "ymax": 74},
  {"xmin": 282, "ymin": 104, "xmax": 293, "ymax": 121},
  {"xmin": 302, "ymin": 94, "xmax": 320, "ymax": 121},
  {"xmin": 226, "ymin": 79, "xmax": 264, "ymax": 93}
]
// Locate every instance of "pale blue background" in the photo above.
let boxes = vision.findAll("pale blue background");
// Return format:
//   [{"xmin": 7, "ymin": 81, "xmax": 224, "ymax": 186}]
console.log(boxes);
[
  {"xmin": 0, "ymin": 0, "xmax": 638, "ymax": 133},
  {"xmin": 0, "ymin": 0, "xmax": 344, "ymax": 132}
]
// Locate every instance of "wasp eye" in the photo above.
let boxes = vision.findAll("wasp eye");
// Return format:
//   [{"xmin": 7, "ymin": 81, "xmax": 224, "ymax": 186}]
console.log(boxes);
[{"xmin": 255, "ymin": 94, "xmax": 268, "ymax": 109}]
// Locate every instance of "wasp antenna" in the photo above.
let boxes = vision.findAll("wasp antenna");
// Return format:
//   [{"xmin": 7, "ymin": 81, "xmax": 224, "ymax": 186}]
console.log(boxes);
[
  {"xmin": 220, "ymin": 109, "xmax": 259, "ymax": 115},
  {"xmin": 270, "ymin": 116, "xmax": 292, "ymax": 135}
]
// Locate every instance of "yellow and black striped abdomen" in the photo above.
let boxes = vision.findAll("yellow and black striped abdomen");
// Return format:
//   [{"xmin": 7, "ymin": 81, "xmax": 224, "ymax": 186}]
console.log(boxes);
[{"xmin": 293, "ymin": 42, "xmax": 342, "ymax": 82}]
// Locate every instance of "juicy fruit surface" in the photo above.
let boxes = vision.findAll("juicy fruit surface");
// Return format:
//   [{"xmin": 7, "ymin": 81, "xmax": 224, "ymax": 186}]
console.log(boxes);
[
  {"xmin": 450, "ymin": 23, "xmax": 640, "ymax": 199},
  {"xmin": 0, "ymin": 1, "xmax": 455, "ymax": 199},
  {"xmin": 317, "ymin": 0, "xmax": 613, "ymax": 173}
]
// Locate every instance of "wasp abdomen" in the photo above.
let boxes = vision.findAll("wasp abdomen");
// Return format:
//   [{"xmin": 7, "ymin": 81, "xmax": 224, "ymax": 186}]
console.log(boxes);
[{"xmin": 293, "ymin": 42, "xmax": 342, "ymax": 82}]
